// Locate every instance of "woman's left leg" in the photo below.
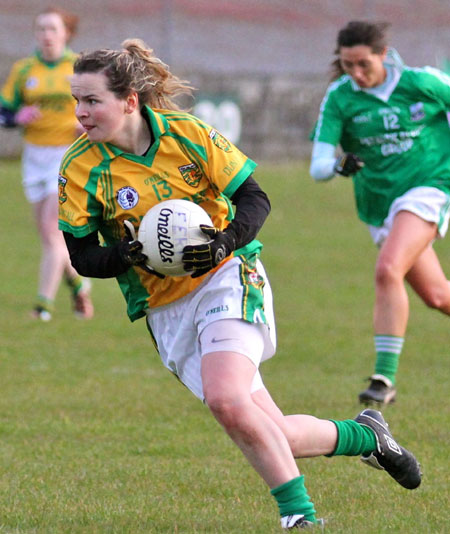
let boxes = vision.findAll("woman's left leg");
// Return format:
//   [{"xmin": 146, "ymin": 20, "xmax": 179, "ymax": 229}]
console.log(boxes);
[
  {"xmin": 373, "ymin": 211, "xmax": 439, "ymax": 335},
  {"xmin": 201, "ymin": 350, "xmax": 337, "ymax": 527},
  {"xmin": 201, "ymin": 350, "xmax": 420, "ymax": 528},
  {"xmin": 201, "ymin": 351, "xmax": 307, "ymax": 488},
  {"xmin": 405, "ymin": 245, "xmax": 450, "ymax": 314}
]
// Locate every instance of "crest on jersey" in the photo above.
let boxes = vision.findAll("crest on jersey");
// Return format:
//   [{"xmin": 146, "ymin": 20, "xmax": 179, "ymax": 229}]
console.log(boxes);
[
  {"xmin": 409, "ymin": 102, "xmax": 425, "ymax": 121},
  {"xmin": 25, "ymin": 77, "xmax": 38, "ymax": 89},
  {"xmin": 209, "ymin": 129, "xmax": 232, "ymax": 152},
  {"xmin": 247, "ymin": 271, "xmax": 263, "ymax": 286},
  {"xmin": 117, "ymin": 186, "xmax": 139, "ymax": 210},
  {"xmin": 58, "ymin": 174, "xmax": 68, "ymax": 204},
  {"xmin": 178, "ymin": 162, "xmax": 203, "ymax": 187}
]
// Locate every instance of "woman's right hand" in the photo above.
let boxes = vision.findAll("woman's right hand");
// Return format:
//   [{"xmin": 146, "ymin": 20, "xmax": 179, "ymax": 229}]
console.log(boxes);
[
  {"xmin": 334, "ymin": 153, "xmax": 364, "ymax": 176},
  {"xmin": 15, "ymin": 105, "xmax": 42, "ymax": 125}
]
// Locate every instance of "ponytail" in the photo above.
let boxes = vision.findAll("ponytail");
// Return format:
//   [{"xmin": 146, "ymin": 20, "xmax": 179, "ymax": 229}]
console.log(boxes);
[{"xmin": 74, "ymin": 38, "xmax": 194, "ymax": 110}]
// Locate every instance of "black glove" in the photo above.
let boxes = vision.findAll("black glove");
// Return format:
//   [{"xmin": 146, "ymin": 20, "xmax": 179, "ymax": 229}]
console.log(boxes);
[
  {"xmin": 182, "ymin": 225, "xmax": 235, "ymax": 278},
  {"xmin": 118, "ymin": 221, "xmax": 164, "ymax": 278},
  {"xmin": 334, "ymin": 153, "xmax": 364, "ymax": 177}
]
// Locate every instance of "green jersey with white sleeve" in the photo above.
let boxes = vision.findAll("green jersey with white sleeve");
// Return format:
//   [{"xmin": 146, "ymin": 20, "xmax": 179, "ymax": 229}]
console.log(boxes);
[{"xmin": 313, "ymin": 49, "xmax": 450, "ymax": 226}]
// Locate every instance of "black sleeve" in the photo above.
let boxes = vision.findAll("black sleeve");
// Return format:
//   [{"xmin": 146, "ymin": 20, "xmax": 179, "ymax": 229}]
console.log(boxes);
[
  {"xmin": 63, "ymin": 174, "xmax": 270, "ymax": 276},
  {"xmin": 63, "ymin": 231, "xmax": 130, "ymax": 278},
  {"xmin": 225, "ymin": 175, "xmax": 271, "ymax": 249},
  {"xmin": 0, "ymin": 106, "xmax": 17, "ymax": 128}
]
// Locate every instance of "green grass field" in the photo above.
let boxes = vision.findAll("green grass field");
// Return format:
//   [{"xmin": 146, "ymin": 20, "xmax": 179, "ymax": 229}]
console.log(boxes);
[{"xmin": 0, "ymin": 158, "xmax": 448, "ymax": 533}]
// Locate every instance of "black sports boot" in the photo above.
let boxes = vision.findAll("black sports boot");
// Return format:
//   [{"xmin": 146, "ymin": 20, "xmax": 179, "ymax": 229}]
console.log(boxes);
[
  {"xmin": 355, "ymin": 409, "xmax": 422, "ymax": 490},
  {"xmin": 359, "ymin": 375, "xmax": 396, "ymax": 404}
]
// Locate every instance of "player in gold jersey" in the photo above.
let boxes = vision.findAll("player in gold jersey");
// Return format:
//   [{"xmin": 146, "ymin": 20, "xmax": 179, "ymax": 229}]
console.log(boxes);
[
  {"xmin": 0, "ymin": 6, "xmax": 93, "ymax": 320},
  {"xmin": 59, "ymin": 39, "xmax": 421, "ymax": 529}
]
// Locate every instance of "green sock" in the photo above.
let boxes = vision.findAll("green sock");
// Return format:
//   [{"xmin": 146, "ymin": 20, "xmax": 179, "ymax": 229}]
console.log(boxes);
[
  {"xmin": 66, "ymin": 274, "xmax": 83, "ymax": 296},
  {"xmin": 374, "ymin": 335, "xmax": 404, "ymax": 384},
  {"xmin": 327, "ymin": 420, "xmax": 377, "ymax": 457},
  {"xmin": 35, "ymin": 295, "xmax": 54, "ymax": 312},
  {"xmin": 270, "ymin": 475, "xmax": 316, "ymax": 522}
]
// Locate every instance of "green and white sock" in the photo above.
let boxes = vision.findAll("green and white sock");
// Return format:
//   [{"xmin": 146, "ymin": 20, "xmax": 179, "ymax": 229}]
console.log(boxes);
[
  {"xmin": 35, "ymin": 295, "xmax": 54, "ymax": 312},
  {"xmin": 270, "ymin": 475, "xmax": 316, "ymax": 522},
  {"xmin": 65, "ymin": 274, "xmax": 83, "ymax": 296},
  {"xmin": 374, "ymin": 335, "xmax": 404, "ymax": 385}
]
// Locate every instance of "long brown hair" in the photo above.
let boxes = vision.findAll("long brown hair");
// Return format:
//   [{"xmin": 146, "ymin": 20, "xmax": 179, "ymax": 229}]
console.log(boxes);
[
  {"xmin": 330, "ymin": 20, "xmax": 390, "ymax": 81},
  {"xmin": 74, "ymin": 39, "xmax": 194, "ymax": 110}
]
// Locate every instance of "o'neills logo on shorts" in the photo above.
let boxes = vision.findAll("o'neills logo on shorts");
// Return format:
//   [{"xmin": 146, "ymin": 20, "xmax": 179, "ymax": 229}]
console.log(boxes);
[{"xmin": 157, "ymin": 208, "xmax": 175, "ymax": 263}]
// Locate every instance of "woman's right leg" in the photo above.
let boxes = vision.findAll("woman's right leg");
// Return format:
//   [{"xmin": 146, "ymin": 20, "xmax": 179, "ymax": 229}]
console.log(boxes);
[
  {"xmin": 251, "ymin": 387, "xmax": 338, "ymax": 458},
  {"xmin": 252, "ymin": 386, "xmax": 421, "ymax": 488},
  {"xmin": 32, "ymin": 193, "xmax": 68, "ymax": 315},
  {"xmin": 32, "ymin": 193, "xmax": 93, "ymax": 319}
]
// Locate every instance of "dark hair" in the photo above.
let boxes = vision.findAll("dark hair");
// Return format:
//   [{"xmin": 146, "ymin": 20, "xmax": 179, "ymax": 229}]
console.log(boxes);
[
  {"xmin": 330, "ymin": 20, "xmax": 390, "ymax": 80},
  {"xmin": 36, "ymin": 6, "xmax": 79, "ymax": 41},
  {"xmin": 73, "ymin": 39, "xmax": 194, "ymax": 110}
]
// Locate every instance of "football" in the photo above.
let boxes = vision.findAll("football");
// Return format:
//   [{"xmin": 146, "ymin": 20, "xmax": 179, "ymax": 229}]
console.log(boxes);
[{"xmin": 138, "ymin": 199, "xmax": 213, "ymax": 276}]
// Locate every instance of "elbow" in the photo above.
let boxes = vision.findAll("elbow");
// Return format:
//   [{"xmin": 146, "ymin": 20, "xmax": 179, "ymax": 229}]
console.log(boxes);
[
  {"xmin": 309, "ymin": 166, "xmax": 334, "ymax": 182},
  {"xmin": 263, "ymin": 193, "xmax": 271, "ymax": 215},
  {"xmin": 309, "ymin": 155, "xmax": 337, "ymax": 182},
  {"xmin": 70, "ymin": 259, "xmax": 89, "ymax": 277},
  {"xmin": 67, "ymin": 252, "xmax": 90, "ymax": 277},
  {"xmin": 0, "ymin": 108, "xmax": 17, "ymax": 128}
]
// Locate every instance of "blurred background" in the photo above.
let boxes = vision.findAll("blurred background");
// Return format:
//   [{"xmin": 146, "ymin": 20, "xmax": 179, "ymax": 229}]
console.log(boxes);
[
  {"xmin": 1, "ymin": 0, "xmax": 450, "ymax": 161},
  {"xmin": 1, "ymin": 4, "xmax": 449, "ymax": 531}
]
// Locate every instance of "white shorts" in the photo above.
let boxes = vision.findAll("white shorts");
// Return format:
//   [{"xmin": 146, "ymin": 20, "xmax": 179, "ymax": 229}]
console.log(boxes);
[
  {"xmin": 368, "ymin": 186, "xmax": 450, "ymax": 247},
  {"xmin": 145, "ymin": 256, "xmax": 277, "ymax": 401},
  {"xmin": 22, "ymin": 142, "xmax": 70, "ymax": 203}
]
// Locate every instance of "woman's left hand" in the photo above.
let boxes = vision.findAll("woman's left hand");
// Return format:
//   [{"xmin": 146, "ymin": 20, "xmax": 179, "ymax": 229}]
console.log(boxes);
[
  {"xmin": 183, "ymin": 226, "xmax": 234, "ymax": 278},
  {"xmin": 15, "ymin": 105, "xmax": 42, "ymax": 125}
]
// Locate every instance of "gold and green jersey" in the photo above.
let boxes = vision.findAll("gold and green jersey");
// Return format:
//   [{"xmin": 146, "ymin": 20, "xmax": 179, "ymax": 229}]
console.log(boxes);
[
  {"xmin": 58, "ymin": 106, "xmax": 260, "ymax": 320},
  {"xmin": 0, "ymin": 49, "xmax": 78, "ymax": 145}
]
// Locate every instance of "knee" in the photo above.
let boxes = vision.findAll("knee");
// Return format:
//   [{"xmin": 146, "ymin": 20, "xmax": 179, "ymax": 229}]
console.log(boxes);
[
  {"xmin": 204, "ymin": 390, "xmax": 244, "ymax": 431},
  {"xmin": 375, "ymin": 258, "xmax": 403, "ymax": 287},
  {"xmin": 421, "ymin": 286, "xmax": 450, "ymax": 311},
  {"xmin": 40, "ymin": 227, "xmax": 65, "ymax": 248}
]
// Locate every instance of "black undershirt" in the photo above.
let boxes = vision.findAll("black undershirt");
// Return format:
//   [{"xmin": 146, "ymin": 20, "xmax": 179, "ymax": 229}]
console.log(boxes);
[
  {"xmin": 140, "ymin": 109, "xmax": 153, "ymax": 156},
  {"xmin": 64, "ymin": 175, "xmax": 270, "ymax": 278}
]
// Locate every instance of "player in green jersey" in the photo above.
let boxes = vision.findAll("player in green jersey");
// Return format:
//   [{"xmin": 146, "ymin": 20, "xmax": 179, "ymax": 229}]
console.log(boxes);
[
  {"xmin": 310, "ymin": 21, "xmax": 450, "ymax": 405},
  {"xmin": 58, "ymin": 38, "xmax": 421, "ymax": 529},
  {"xmin": 0, "ymin": 6, "xmax": 93, "ymax": 321}
]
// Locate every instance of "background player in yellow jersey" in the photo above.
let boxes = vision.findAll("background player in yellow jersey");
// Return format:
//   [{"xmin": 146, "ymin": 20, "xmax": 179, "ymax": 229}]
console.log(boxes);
[
  {"xmin": 0, "ymin": 6, "xmax": 93, "ymax": 321},
  {"xmin": 58, "ymin": 39, "xmax": 421, "ymax": 529}
]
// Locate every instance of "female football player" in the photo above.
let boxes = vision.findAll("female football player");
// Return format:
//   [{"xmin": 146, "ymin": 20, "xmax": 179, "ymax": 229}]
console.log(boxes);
[
  {"xmin": 58, "ymin": 39, "xmax": 421, "ymax": 529},
  {"xmin": 0, "ymin": 6, "xmax": 93, "ymax": 320},
  {"xmin": 310, "ymin": 20, "xmax": 450, "ymax": 405}
]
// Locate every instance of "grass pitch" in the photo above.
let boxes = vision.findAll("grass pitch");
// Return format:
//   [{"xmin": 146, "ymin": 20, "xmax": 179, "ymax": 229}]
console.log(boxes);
[{"xmin": 0, "ymin": 158, "xmax": 448, "ymax": 533}]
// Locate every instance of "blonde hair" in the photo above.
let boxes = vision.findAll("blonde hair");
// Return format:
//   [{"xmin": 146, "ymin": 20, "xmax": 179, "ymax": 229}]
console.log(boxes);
[{"xmin": 74, "ymin": 38, "xmax": 194, "ymax": 110}]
